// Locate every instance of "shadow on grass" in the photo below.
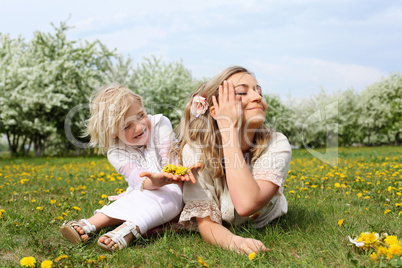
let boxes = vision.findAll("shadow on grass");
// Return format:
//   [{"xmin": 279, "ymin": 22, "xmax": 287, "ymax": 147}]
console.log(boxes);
[{"xmin": 272, "ymin": 205, "xmax": 325, "ymax": 233}]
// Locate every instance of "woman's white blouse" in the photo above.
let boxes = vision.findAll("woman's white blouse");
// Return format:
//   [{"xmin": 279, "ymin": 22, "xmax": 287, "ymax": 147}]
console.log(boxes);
[{"xmin": 179, "ymin": 132, "xmax": 292, "ymax": 229}]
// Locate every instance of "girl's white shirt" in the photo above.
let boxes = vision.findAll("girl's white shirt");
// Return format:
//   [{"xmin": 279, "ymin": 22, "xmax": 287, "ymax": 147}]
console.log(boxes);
[
  {"xmin": 107, "ymin": 114, "xmax": 176, "ymax": 194},
  {"xmin": 179, "ymin": 131, "xmax": 292, "ymax": 229}
]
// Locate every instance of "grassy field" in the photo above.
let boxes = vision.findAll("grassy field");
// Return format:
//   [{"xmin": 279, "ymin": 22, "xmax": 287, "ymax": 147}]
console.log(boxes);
[{"xmin": 0, "ymin": 146, "xmax": 401, "ymax": 267}]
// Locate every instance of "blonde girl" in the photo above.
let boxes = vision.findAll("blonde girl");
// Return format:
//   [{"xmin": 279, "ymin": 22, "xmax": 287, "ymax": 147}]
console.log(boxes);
[
  {"xmin": 175, "ymin": 66, "xmax": 292, "ymax": 255},
  {"xmin": 60, "ymin": 83, "xmax": 198, "ymax": 251}
]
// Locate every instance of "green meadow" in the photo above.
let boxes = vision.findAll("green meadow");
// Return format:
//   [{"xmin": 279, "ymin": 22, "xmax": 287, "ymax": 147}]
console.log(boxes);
[{"xmin": 0, "ymin": 146, "xmax": 401, "ymax": 267}]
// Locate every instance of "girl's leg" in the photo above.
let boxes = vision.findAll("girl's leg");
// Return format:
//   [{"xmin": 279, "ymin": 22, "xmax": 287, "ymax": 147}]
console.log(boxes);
[
  {"xmin": 97, "ymin": 186, "xmax": 182, "ymax": 250},
  {"xmin": 73, "ymin": 212, "xmax": 124, "ymax": 241}
]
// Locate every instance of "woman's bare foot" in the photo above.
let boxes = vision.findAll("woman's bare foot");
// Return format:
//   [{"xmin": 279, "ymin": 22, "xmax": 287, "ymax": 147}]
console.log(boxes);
[{"xmin": 98, "ymin": 222, "xmax": 140, "ymax": 251}]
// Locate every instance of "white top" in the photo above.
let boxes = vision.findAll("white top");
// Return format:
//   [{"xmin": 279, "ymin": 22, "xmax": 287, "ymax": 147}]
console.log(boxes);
[
  {"xmin": 107, "ymin": 114, "xmax": 176, "ymax": 193},
  {"xmin": 179, "ymin": 132, "xmax": 292, "ymax": 229}
]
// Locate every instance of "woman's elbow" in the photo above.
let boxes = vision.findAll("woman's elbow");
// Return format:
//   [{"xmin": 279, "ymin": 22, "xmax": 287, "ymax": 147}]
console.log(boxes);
[{"xmin": 235, "ymin": 205, "xmax": 259, "ymax": 218}]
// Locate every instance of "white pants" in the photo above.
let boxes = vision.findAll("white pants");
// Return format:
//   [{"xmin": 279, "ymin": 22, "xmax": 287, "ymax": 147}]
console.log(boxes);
[{"xmin": 96, "ymin": 184, "xmax": 183, "ymax": 234}]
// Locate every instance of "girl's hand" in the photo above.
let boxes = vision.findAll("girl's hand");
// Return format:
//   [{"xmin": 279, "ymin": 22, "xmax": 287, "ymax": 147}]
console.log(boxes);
[
  {"xmin": 230, "ymin": 235, "xmax": 270, "ymax": 255},
  {"xmin": 140, "ymin": 163, "xmax": 201, "ymax": 188},
  {"xmin": 139, "ymin": 171, "xmax": 180, "ymax": 188},
  {"xmin": 212, "ymin": 80, "xmax": 243, "ymax": 131}
]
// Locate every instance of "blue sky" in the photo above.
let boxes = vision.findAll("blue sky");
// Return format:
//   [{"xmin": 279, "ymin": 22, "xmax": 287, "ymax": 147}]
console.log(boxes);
[{"xmin": 1, "ymin": 0, "xmax": 401, "ymax": 100}]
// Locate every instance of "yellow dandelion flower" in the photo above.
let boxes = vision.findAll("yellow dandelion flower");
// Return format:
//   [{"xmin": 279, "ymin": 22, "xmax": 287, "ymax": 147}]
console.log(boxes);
[
  {"xmin": 384, "ymin": 209, "xmax": 391, "ymax": 215},
  {"xmin": 396, "ymin": 203, "xmax": 401, "ymax": 207},
  {"xmin": 334, "ymin": 183, "xmax": 341, "ymax": 188},
  {"xmin": 357, "ymin": 193, "xmax": 362, "ymax": 197},
  {"xmin": 289, "ymin": 190, "xmax": 295, "ymax": 194},
  {"xmin": 386, "ymin": 252, "xmax": 393, "ymax": 260},
  {"xmin": 71, "ymin": 206, "xmax": 81, "ymax": 211},
  {"xmin": 377, "ymin": 246, "xmax": 388, "ymax": 256},
  {"xmin": 31, "ymin": 199, "xmax": 36, "ymax": 203},
  {"xmin": 41, "ymin": 260, "xmax": 53, "ymax": 268},
  {"xmin": 57, "ymin": 216, "xmax": 63, "ymax": 220},
  {"xmin": 99, "ymin": 200, "xmax": 104, "ymax": 205},
  {"xmin": 50, "ymin": 200, "xmax": 56, "ymax": 204},
  {"xmin": 20, "ymin": 256, "xmax": 36, "ymax": 267},
  {"xmin": 36, "ymin": 207, "xmax": 43, "ymax": 211},
  {"xmin": 101, "ymin": 194, "xmax": 107, "ymax": 199},
  {"xmin": 97, "ymin": 255, "xmax": 107, "ymax": 261},
  {"xmin": 54, "ymin": 255, "xmax": 68, "ymax": 262},
  {"xmin": 369, "ymin": 252, "xmax": 378, "ymax": 261},
  {"xmin": 70, "ymin": 187, "xmax": 75, "ymax": 192},
  {"xmin": 85, "ymin": 259, "xmax": 96, "ymax": 264},
  {"xmin": 338, "ymin": 219, "xmax": 344, "ymax": 226},
  {"xmin": 388, "ymin": 243, "xmax": 402, "ymax": 256},
  {"xmin": 248, "ymin": 252, "xmax": 256, "ymax": 260},
  {"xmin": 198, "ymin": 256, "xmax": 209, "ymax": 267},
  {"xmin": 384, "ymin": 235, "xmax": 398, "ymax": 246}
]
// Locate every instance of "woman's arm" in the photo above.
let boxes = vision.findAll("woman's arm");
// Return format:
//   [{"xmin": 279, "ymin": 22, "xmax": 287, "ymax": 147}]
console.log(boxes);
[
  {"xmin": 211, "ymin": 80, "xmax": 280, "ymax": 216},
  {"xmin": 197, "ymin": 216, "xmax": 269, "ymax": 255}
]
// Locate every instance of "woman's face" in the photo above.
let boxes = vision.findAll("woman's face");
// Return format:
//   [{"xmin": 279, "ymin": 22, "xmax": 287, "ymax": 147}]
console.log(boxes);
[
  {"xmin": 117, "ymin": 99, "xmax": 152, "ymax": 146},
  {"xmin": 228, "ymin": 72, "xmax": 267, "ymax": 128}
]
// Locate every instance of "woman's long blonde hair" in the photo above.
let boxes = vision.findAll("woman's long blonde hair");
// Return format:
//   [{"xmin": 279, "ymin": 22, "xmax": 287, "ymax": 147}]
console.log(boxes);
[
  {"xmin": 85, "ymin": 82, "xmax": 143, "ymax": 154},
  {"xmin": 173, "ymin": 66, "xmax": 272, "ymax": 179}
]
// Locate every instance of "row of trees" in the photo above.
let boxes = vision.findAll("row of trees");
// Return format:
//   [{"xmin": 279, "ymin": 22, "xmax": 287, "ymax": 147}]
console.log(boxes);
[
  {"xmin": 266, "ymin": 73, "xmax": 401, "ymax": 148},
  {"xmin": 0, "ymin": 22, "xmax": 400, "ymax": 156}
]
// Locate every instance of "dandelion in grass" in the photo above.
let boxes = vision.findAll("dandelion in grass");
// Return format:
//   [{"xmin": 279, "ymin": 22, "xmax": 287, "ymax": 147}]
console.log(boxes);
[
  {"xmin": 50, "ymin": 199, "xmax": 56, "ymax": 204},
  {"xmin": 86, "ymin": 259, "xmax": 96, "ymax": 264},
  {"xmin": 97, "ymin": 255, "xmax": 106, "ymax": 261},
  {"xmin": 377, "ymin": 246, "xmax": 388, "ymax": 256},
  {"xmin": 369, "ymin": 252, "xmax": 378, "ymax": 261},
  {"xmin": 40, "ymin": 260, "xmax": 53, "ymax": 268},
  {"xmin": 71, "ymin": 206, "xmax": 81, "ymax": 211},
  {"xmin": 384, "ymin": 235, "xmax": 398, "ymax": 246},
  {"xmin": 338, "ymin": 219, "xmax": 344, "ymax": 227},
  {"xmin": 248, "ymin": 252, "xmax": 256, "ymax": 260},
  {"xmin": 20, "ymin": 256, "xmax": 36, "ymax": 267},
  {"xmin": 198, "ymin": 256, "xmax": 209, "ymax": 267},
  {"xmin": 101, "ymin": 194, "xmax": 107, "ymax": 199},
  {"xmin": 54, "ymin": 255, "xmax": 68, "ymax": 262},
  {"xmin": 384, "ymin": 209, "xmax": 391, "ymax": 215},
  {"xmin": 36, "ymin": 206, "xmax": 43, "ymax": 211}
]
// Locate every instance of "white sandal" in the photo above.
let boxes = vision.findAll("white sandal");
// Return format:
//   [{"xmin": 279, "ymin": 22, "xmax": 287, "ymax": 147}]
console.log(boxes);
[
  {"xmin": 97, "ymin": 221, "xmax": 141, "ymax": 251},
  {"xmin": 60, "ymin": 219, "xmax": 96, "ymax": 244}
]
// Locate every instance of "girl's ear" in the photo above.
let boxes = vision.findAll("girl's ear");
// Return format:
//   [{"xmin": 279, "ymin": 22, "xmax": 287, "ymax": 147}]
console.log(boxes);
[{"xmin": 209, "ymin": 106, "xmax": 216, "ymax": 119}]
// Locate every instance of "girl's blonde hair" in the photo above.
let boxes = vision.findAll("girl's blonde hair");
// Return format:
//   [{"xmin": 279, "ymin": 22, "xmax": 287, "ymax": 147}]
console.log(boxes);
[
  {"xmin": 85, "ymin": 82, "xmax": 143, "ymax": 154},
  {"xmin": 173, "ymin": 66, "xmax": 272, "ymax": 179}
]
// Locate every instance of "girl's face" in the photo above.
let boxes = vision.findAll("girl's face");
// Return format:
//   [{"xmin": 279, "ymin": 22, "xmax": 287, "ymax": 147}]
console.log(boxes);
[
  {"xmin": 117, "ymin": 99, "xmax": 151, "ymax": 146},
  {"xmin": 228, "ymin": 72, "xmax": 267, "ymax": 128}
]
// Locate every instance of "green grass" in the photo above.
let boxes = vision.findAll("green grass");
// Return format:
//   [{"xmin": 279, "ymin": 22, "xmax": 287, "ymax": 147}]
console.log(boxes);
[{"xmin": 0, "ymin": 146, "xmax": 401, "ymax": 267}]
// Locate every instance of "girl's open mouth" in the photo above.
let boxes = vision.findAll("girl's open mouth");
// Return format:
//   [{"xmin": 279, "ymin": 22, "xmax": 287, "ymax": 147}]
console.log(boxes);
[{"xmin": 134, "ymin": 128, "xmax": 147, "ymax": 139}]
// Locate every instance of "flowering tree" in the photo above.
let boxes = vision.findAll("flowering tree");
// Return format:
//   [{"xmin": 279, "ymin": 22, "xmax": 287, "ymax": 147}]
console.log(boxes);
[
  {"xmin": 133, "ymin": 56, "xmax": 200, "ymax": 127},
  {"xmin": 0, "ymin": 22, "xmax": 116, "ymax": 156},
  {"xmin": 358, "ymin": 73, "xmax": 401, "ymax": 145}
]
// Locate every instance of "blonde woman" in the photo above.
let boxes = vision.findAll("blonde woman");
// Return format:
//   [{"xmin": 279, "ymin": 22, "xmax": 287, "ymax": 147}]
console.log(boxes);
[
  {"xmin": 175, "ymin": 66, "xmax": 292, "ymax": 255},
  {"xmin": 60, "ymin": 83, "xmax": 199, "ymax": 251}
]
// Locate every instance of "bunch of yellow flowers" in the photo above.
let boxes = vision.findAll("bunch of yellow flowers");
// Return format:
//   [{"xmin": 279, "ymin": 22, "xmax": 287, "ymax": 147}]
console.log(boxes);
[
  {"xmin": 162, "ymin": 164, "xmax": 190, "ymax": 176},
  {"xmin": 349, "ymin": 232, "xmax": 402, "ymax": 262}
]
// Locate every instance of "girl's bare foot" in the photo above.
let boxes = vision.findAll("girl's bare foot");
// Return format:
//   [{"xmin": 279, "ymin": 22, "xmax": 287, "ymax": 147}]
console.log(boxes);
[{"xmin": 98, "ymin": 222, "xmax": 141, "ymax": 251}]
